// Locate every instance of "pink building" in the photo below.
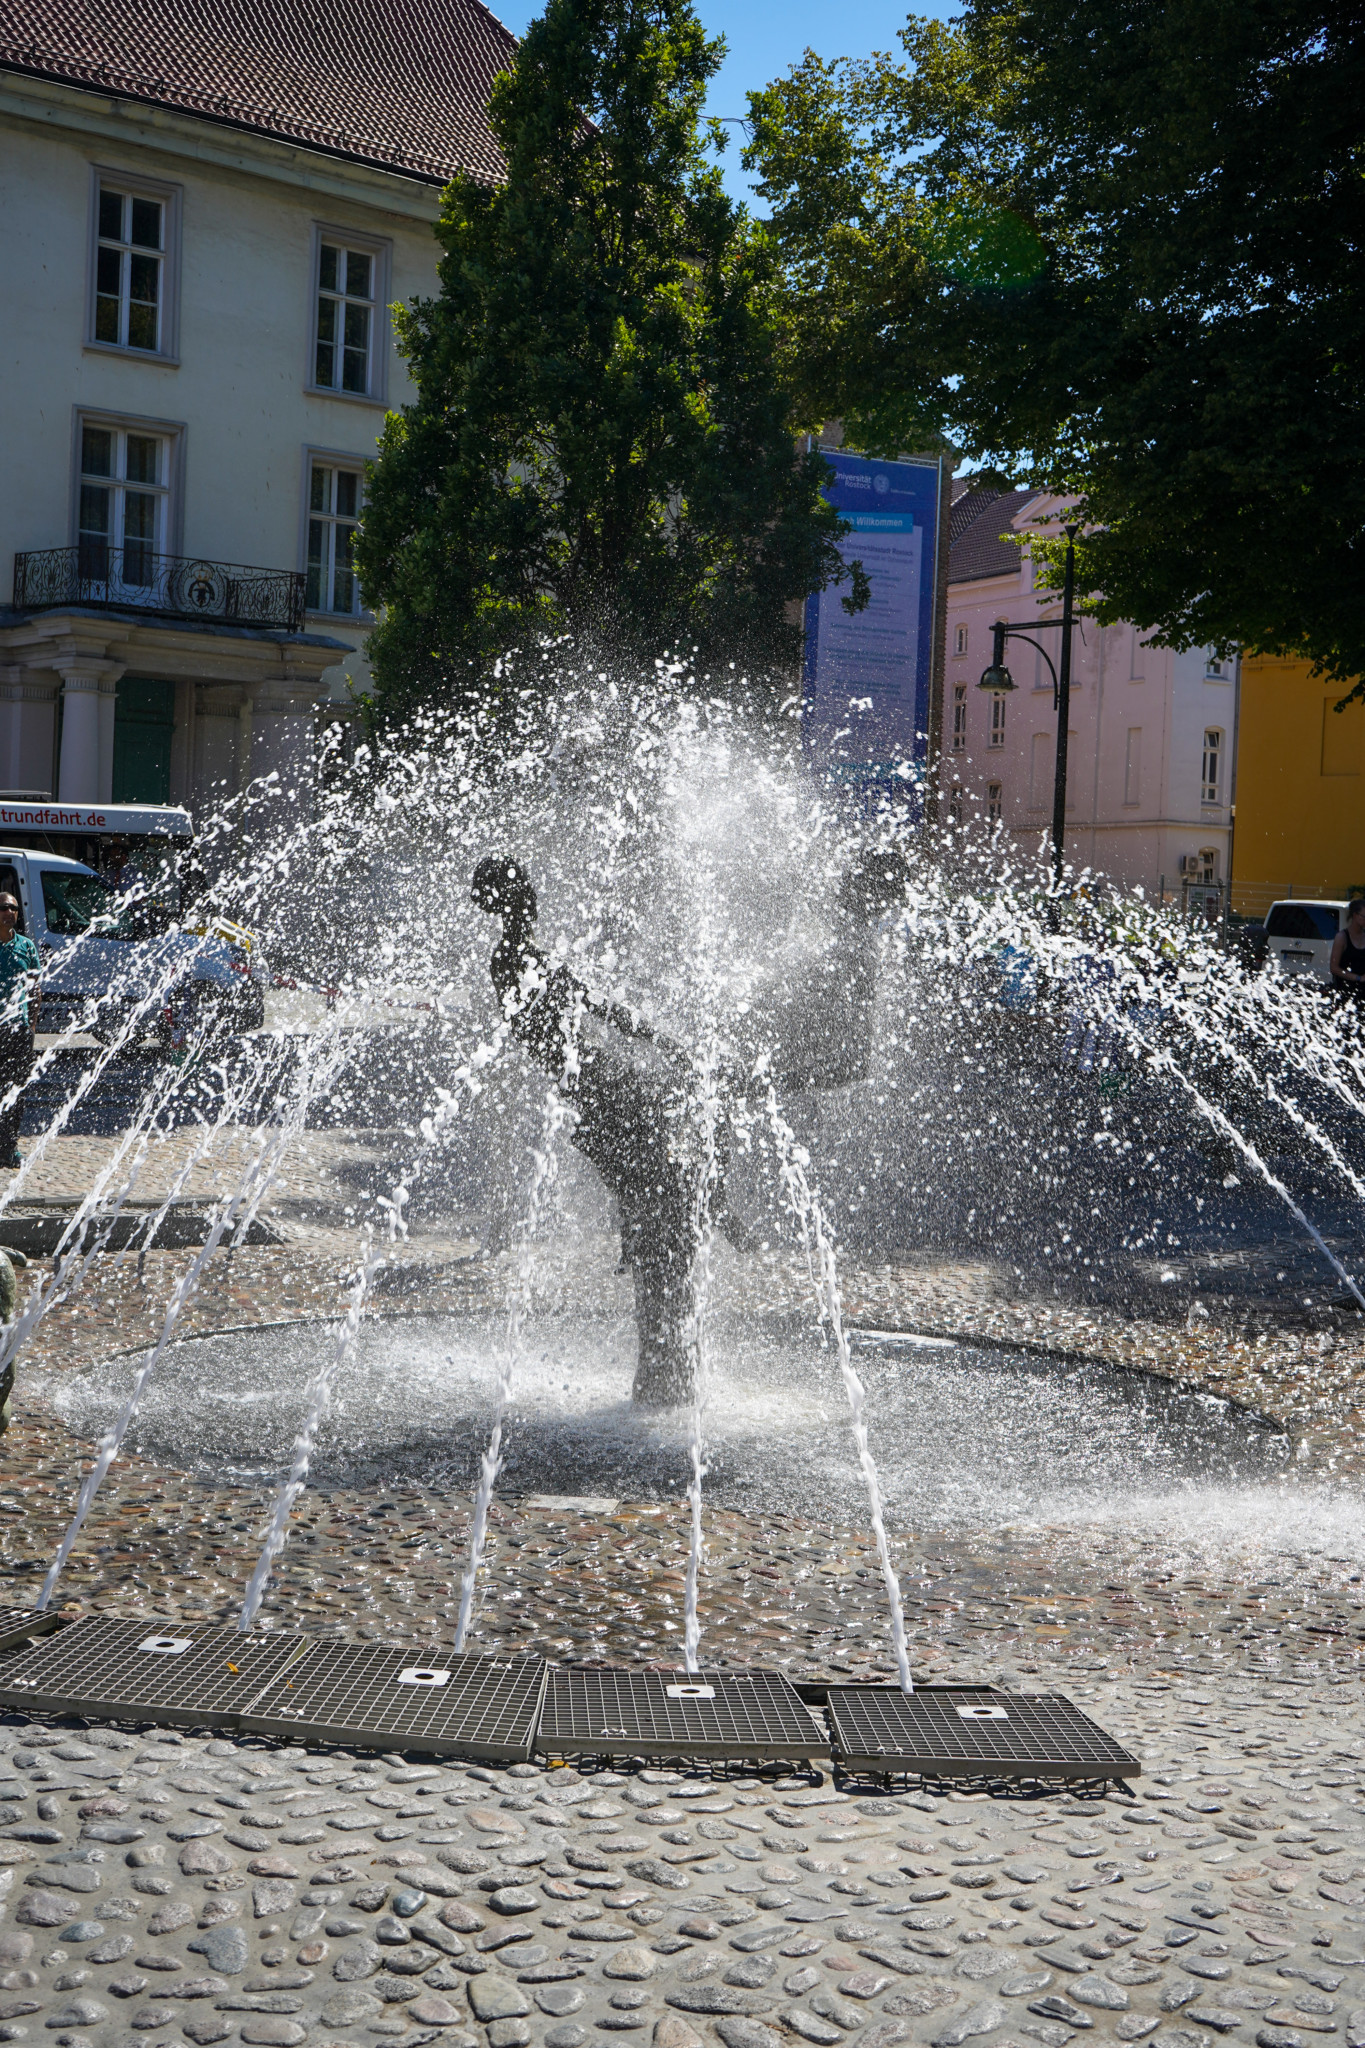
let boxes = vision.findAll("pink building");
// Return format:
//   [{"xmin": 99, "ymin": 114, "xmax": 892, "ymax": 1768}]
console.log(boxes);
[{"xmin": 943, "ymin": 487, "xmax": 1236, "ymax": 901}]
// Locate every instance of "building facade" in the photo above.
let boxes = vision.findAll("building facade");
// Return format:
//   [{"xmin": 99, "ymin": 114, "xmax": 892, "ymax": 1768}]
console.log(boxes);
[
  {"xmin": 0, "ymin": 0, "xmax": 515, "ymax": 815},
  {"xmin": 943, "ymin": 487, "xmax": 1237, "ymax": 903},
  {"xmin": 1229, "ymin": 654, "xmax": 1365, "ymax": 918}
]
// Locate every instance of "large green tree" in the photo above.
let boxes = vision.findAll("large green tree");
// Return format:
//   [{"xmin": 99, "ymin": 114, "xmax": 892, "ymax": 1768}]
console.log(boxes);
[
  {"xmin": 745, "ymin": 0, "xmax": 1365, "ymax": 683},
  {"xmin": 357, "ymin": 0, "xmax": 860, "ymax": 724}
]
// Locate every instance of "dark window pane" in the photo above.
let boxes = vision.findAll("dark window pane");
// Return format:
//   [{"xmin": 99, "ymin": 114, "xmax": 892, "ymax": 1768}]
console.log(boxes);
[
  {"xmin": 81, "ymin": 426, "xmax": 113, "ymax": 478},
  {"xmin": 1266, "ymin": 904, "xmax": 1337, "ymax": 940},
  {"xmin": 345, "ymin": 249, "xmax": 371, "ymax": 298},
  {"xmin": 342, "ymin": 349, "xmax": 367, "ymax": 393},
  {"xmin": 79, "ymin": 481, "xmax": 111, "ymax": 534},
  {"xmin": 94, "ymin": 294, "xmax": 120, "ymax": 343},
  {"xmin": 319, "ymin": 243, "xmax": 339, "ymax": 292},
  {"xmin": 333, "ymin": 564, "xmax": 355, "ymax": 613},
  {"xmin": 315, "ymin": 340, "xmax": 334, "ymax": 386},
  {"xmin": 122, "ymin": 539, "xmax": 155, "ymax": 588},
  {"xmin": 96, "ymin": 245, "xmax": 122, "ymax": 296},
  {"xmin": 124, "ymin": 489, "xmax": 156, "ymax": 542},
  {"xmin": 130, "ymin": 196, "xmax": 162, "ymax": 249},
  {"xmin": 129, "ymin": 253, "xmax": 158, "ymax": 307},
  {"xmin": 316, "ymin": 297, "xmax": 337, "ymax": 343},
  {"xmin": 306, "ymin": 520, "xmax": 325, "ymax": 610},
  {"xmin": 336, "ymin": 471, "xmax": 358, "ymax": 518},
  {"xmin": 127, "ymin": 300, "xmax": 157, "ymax": 350},
  {"xmin": 343, "ymin": 302, "xmax": 369, "ymax": 351},
  {"xmin": 310, "ymin": 467, "xmax": 330, "ymax": 514},
  {"xmin": 126, "ymin": 436, "xmax": 159, "ymax": 486},
  {"xmin": 98, "ymin": 188, "xmax": 123, "ymax": 240}
]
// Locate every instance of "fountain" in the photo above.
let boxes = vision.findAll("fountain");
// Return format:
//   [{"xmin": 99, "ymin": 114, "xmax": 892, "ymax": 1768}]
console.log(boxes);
[{"xmin": 0, "ymin": 659, "xmax": 1361, "ymax": 1724}]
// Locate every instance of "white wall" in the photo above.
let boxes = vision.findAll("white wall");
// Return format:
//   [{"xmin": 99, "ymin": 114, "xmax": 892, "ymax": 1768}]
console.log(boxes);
[{"xmin": 944, "ymin": 499, "xmax": 1234, "ymax": 895}]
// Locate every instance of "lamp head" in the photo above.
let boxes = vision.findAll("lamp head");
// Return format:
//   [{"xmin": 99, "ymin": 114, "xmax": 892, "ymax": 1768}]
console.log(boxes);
[{"xmin": 977, "ymin": 663, "xmax": 1017, "ymax": 694}]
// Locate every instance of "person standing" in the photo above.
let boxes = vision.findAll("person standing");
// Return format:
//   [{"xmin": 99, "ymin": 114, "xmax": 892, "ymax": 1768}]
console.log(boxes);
[
  {"xmin": 1330, "ymin": 899, "xmax": 1365, "ymax": 997},
  {"xmin": 0, "ymin": 893, "xmax": 40, "ymax": 1168}
]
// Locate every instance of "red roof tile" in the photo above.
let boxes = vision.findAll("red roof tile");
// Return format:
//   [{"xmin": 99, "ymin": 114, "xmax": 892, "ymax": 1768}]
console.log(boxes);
[
  {"xmin": 949, "ymin": 487, "xmax": 1041, "ymax": 583},
  {"xmin": 0, "ymin": 0, "xmax": 518, "ymax": 184}
]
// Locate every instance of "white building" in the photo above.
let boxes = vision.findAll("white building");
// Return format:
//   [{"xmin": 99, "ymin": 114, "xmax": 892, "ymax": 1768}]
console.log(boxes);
[
  {"xmin": 944, "ymin": 487, "xmax": 1236, "ymax": 902},
  {"xmin": 0, "ymin": 0, "xmax": 514, "ymax": 811}
]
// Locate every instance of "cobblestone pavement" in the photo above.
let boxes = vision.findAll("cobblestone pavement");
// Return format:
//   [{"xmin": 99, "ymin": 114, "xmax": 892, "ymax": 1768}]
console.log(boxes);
[
  {"xmin": 0, "ymin": 1674, "xmax": 1364, "ymax": 2048},
  {"xmin": 1, "ymin": 1138, "xmax": 1365, "ymax": 2048}
]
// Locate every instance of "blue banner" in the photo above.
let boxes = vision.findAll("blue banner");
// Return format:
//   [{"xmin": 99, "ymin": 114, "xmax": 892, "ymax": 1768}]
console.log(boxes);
[{"xmin": 803, "ymin": 451, "xmax": 942, "ymax": 801}]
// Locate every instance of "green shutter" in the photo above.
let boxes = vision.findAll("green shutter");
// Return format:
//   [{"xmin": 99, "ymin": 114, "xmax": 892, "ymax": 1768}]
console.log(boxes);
[{"xmin": 112, "ymin": 675, "xmax": 175, "ymax": 804}]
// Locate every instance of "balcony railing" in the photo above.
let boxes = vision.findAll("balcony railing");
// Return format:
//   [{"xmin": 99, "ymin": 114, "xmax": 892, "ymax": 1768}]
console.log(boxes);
[{"xmin": 13, "ymin": 545, "xmax": 306, "ymax": 633}]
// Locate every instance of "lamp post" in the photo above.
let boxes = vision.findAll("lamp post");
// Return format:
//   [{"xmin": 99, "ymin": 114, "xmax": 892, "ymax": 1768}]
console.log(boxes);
[{"xmin": 976, "ymin": 522, "xmax": 1081, "ymax": 888}]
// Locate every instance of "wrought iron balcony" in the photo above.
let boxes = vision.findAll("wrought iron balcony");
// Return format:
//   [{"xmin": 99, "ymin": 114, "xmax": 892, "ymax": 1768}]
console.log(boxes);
[{"xmin": 13, "ymin": 545, "xmax": 306, "ymax": 633}]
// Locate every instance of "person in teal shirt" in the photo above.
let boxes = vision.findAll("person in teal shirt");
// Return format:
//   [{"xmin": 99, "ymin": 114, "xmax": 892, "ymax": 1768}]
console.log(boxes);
[{"xmin": 0, "ymin": 893, "xmax": 40, "ymax": 1168}]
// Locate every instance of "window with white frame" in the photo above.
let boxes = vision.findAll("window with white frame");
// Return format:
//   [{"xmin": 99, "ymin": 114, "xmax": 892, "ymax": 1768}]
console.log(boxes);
[
  {"xmin": 93, "ymin": 181, "xmax": 168, "ymax": 353},
  {"xmin": 954, "ymin": 622, "xmax": 969, "ymax": 656},
  {"xmin": 306, "ymin": 460, "xmax": 364, "ymax": 614},
  {"xmin": 989, "ymin": 693, "xmax": 1006, "ymax": 747},
  {"xmin": 987, "ymin": 781, "xmax": 1003, "ymax": 822},
  {"xmin": 314, "ymin": 240, "xmax": 378, "ymax": 395},
  {"xmin": 952, "ymin": 683, "xmax": 967, "ymax": 752},
  {"xmin": 1202, "ymin": 727, "xmax": 1223, "ymax": 803},
  {"xmin": 77, "ymin": 419, "xmax": 171, "ymax": 589}
]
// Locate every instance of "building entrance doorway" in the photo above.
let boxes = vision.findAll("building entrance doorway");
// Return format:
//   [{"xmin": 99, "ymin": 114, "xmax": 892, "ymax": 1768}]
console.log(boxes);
[{"xmin": 112, "ymin": 676, "xmax": 174, "ymax": 803}]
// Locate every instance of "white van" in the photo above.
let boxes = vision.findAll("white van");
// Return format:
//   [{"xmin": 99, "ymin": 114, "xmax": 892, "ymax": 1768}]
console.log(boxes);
[
  {"xmin": 0, "ymin": 802, "xmax": 267, "ymax": 1041},
  {"xmin": 1262, "ymin": 899, "xmax": 1348, "ymax": 983}
]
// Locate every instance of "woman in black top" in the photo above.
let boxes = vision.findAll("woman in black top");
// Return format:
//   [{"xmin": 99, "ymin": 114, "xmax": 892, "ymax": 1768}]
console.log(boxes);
[{"xmin": 1329, "ymin": 899, "xmax": 1365, "ymax": 993}]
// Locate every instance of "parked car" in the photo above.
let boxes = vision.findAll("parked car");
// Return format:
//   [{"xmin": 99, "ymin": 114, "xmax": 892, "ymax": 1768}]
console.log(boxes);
[
  {"xmin": 1261, "ymin": 899, "xmax": 1348, "ymax": 983},
  {"xmin": 0, "ymin": 847, "xmax": 267, "ymax": 1042}
]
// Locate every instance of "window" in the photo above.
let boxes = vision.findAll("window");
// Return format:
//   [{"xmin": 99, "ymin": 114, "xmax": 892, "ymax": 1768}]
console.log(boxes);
[
  {"xmin": 1265, "ymin": 902, "xmax": 1338, "ymax": 941},
  {"xmin": 89, "ymin": 175, "xmax": 179, "ymax": 356},
  {"xmin": 953, "ymin": 623, "xmax": 969, "ymax": 656},
  {"xmin": 952, "ymin": 684, "xmax": 967, "ymax": 752},
  {"xmin": 1205, "ymin": 653, "xmax": 1230, "ymax": 679},
  {"xmin": 987, "ymin": 782, "xmax": 1002, "ymax": 822},
  {"xmin": 314, "ymin": 240, "xmax": 379, "ymax": 395},
  {"xmin": 948, "ymin": 787, "xmax": 964, "ymax": 827},
  {"xmin": 989, "ymin": 694, "xmax": 1006, "ymax": 748},
  {"xmin": 1202, "ymin": 727, "xmax": 1223, "ymax": 803},
  {"xmin": 1125, "ymin": 727, "xmax": 1142, "ymax": 805},
  {"xmin": 307, "ymin": 461, "xmax": 364, "ymax": 614},
  {"xmin": 77, "ymin": 420, "xmax": 171, "ymax": 590},
  {"xmin": 41, "ymin": 869, "xmax": 122, "ymax": 937},
  {"xmin": 1129, "ymin": 628, "xmax": 1145, "ymax": 681}
]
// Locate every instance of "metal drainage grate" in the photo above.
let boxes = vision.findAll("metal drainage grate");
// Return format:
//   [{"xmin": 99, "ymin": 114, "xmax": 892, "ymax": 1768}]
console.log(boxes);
[
  {"xmin": 536, "ymin": 1665, "xmax": 828, "ymax": 1764},
  {"xmin": 240, "ymin": 1643, "xmax": 548, "ymax": 1761},
  {"xmin": 0, "ymin": 1607, "xmax": 62, "ymax": 1656},
  {"xmin": 0, "ymin": 1618, "xmax": 312, "ymax": 1728},
  {"xmin": 826, "ymin": 1685, "xmax": 1141, "ymax": 1783}
]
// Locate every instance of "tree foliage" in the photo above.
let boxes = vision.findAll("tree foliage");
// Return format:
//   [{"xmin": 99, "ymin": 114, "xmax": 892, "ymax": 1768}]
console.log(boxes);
[
  {"xmin": 745, "ymin": 0, "xmax": 1365, "ymax": 682},
  {"xmin": 356, "ymin": 0, "xmax": 861, "ymax": 725}
]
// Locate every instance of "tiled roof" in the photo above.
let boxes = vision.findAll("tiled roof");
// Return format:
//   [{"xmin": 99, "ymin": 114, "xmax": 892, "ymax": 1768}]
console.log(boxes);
[
  {"xmin": 0, "ymin": 0, "xmax": 518, "ymax": 184},
  {"xmin": 949, "ymin": 486, "xmax": 1040, "ymax": 582}
]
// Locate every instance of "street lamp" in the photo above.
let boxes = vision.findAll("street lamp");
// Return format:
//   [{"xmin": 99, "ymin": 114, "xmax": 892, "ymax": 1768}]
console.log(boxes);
[{"xmin": 977, "ymin": 522, "xmax": 1080, "ymax": 886}]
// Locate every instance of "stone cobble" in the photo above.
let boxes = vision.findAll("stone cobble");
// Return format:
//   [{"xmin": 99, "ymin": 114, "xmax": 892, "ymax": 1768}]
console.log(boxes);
[{"xmin": 0, "ymin": 1688, "xmax": 1361, "ymax": 2048}]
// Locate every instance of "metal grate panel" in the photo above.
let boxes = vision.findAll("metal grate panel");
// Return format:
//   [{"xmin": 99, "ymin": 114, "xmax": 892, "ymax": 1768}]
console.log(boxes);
[
  {"xmin": 240, "ymin": 1643, "xmax": 548, "ymax": 1761},
  {"xmin": 0, "ymin": 1618, "xmax": 311, "ymax": 1728},
  {"xmin": 0, "ymin": 1607, "xmax": 62, "ymax": 1655},
  {"xmin": 537, "ymin": 1665, "xmax": 827, "ymax": 1763},
  {"xmin": 827, "ymin": 1685, "xmax": 1141, "ymax": 1782}
]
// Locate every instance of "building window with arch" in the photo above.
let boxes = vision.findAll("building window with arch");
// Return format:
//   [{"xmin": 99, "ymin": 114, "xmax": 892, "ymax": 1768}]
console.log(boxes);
[
  {"xmin": 987, "ymin": 781, "xmax": 1002, "ymax": 822},
  {"xmin": 1202, "ymin": 727, "xmax": 1223, "ymax": 804},
  {"xmin": 954, "ymin": 622, "xmax": 969, "ymax": 656},
  {"xmin": 989, "ymin": 694, "xmax": 1006, "ymax": 747},
  {"xmin": 952, "ymin": 684, "xmax": 967, "ymax": 752}
]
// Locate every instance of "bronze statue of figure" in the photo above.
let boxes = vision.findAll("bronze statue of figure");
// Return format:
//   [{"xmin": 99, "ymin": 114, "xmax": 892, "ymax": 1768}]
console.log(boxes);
[{"xmin": 472, "ymin": 848, "xmax": 907, "ymax": 1406}]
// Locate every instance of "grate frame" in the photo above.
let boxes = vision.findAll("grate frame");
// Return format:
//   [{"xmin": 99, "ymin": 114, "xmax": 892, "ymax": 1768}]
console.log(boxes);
[
  {"xmin": 536, "ymin": 1665, "xmax": 828, "ymax": 1764},
  {"xmin": 826, "ymin": 1685, "xmax": 1141, "ymax": 1784},
  {"xmin": 240, "ymin": 1642, "xmax": 548, "ymax": 1761},
  {"xmin": 0, "ymin": 1617, "xmax": 312, "ymax": 1729},
  {"xmin": 0, "ymin": 1607, "xmax": 63, "ymax": 1656}
]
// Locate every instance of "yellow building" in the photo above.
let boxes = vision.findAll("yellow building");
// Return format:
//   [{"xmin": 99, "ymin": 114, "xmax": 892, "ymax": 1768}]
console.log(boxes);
[{"xmin": 1233, "ymin": 653, "xmax": 1365, "ymax": 917}]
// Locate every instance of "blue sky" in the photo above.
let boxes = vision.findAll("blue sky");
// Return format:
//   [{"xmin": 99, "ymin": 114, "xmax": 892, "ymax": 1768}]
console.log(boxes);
[{"xmin": 490, "ymin": 0, "xmax": 957, "ymax": 205}]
